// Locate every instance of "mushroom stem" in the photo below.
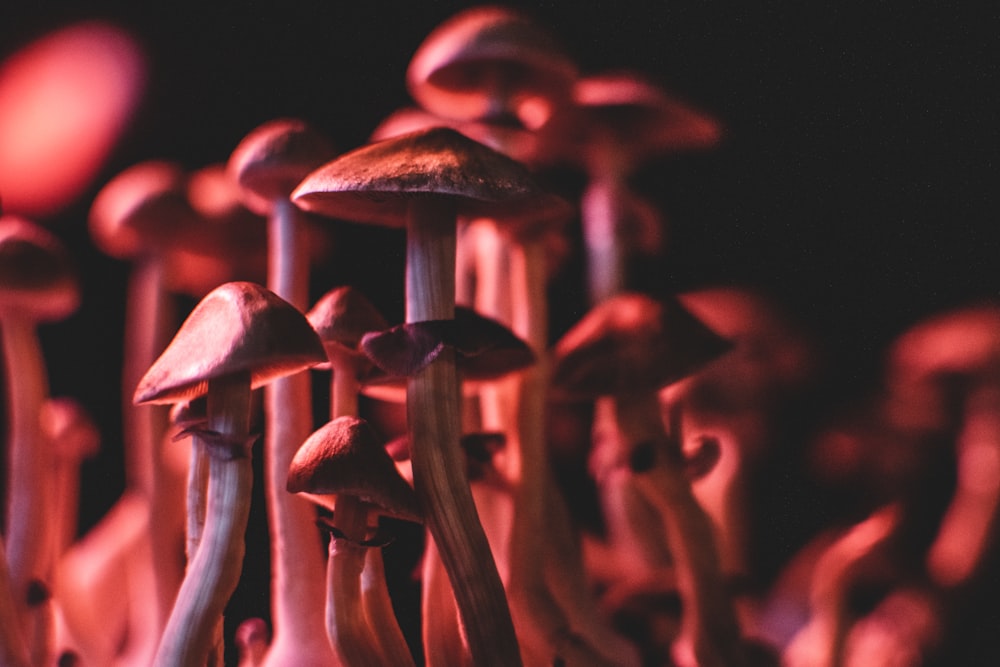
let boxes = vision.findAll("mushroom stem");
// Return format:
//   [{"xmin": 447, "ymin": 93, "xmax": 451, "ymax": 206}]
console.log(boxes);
[
  {"xmin": 361, "ymin": 546, "xmax": 415, "ymax": 667},
  {"xmin": 2, "ymin": 317, "xmax": 51, "ymax": 644},
  {"xmin": 580, "ymin": 173, "xmax": 627, "ymax": 306},
  {"xmin": 263, "ymin": 198, "xmax": 331, "ymax": 664},
  {"xmin": 153, "ymin": 372, "xmax": 253, "ymax": 667},
  {"xmin": 325, "ymin": 494, "xmax": 382, "ymax": 666},
  {"xmin": 421, "ymin": 537, "xmax": 467, "ymax": 667},
  {"xmin": 186, "ymin": 437, "xmax": 209, "ymax": 562},
  {"xmin": 0, "ymin": 537, "xmax": 30, "ymax": 667},
  {"xmin": 405, "ymin": 198, "xmax": 522, "ymax": 667},
  {"xmin": 623, "ymin": 397, "xmax": 744, "ymax": 667},
  {"xmin": 331, "ymin": 365, "xmax": 360, "ymax": 420}
]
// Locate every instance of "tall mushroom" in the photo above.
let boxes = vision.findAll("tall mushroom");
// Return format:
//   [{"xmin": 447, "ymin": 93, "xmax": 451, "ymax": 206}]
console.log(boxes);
[
  {"xmin": 288, "ymin": 415, "xmax": 421, "ymax": 666},
  {"xmin": 294, "ymin": 127, "xmax": 565, "ymax": 667},
  {"xmin": 228, "ymin": 118, "xmax": 338, "ymax": 667},
  {"xmin": 551, "ymin": 292, "xmax": 742, "ymax": 667},
  {"xmin": 133, "ymin": 281, "xmax": 326, "ymax": 667},
  {"xmin": 0, "ymin": 215, "xmax": 79, "ymax": 663}
]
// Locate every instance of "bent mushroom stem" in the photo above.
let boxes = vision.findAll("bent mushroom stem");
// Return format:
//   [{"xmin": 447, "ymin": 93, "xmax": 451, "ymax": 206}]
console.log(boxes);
[
  {"xmin": 362, "ymin": 546, "xmax": 415, "ymax": 667},
  {"xmin": 421, "ymin": 537, "xmax": 466, "ymax": 667},
  {"xmin": 405, "ymin": 198, "xmax": 522, "ymax": 667},
  {"xmin": 625, "ymin": 397, "xmax": 744, "ymax": 667},
  {"xmin": 0, "ymin": 538, "xmax": 30, "ymax": 667},
  {"xmin": 153, "ymin": 373, "xmax": 253, "ymax": 667}
]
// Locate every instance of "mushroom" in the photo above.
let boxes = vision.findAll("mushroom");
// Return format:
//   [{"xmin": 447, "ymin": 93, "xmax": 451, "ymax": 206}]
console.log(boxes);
[
  {"xmin": 552, "ymin": 71, "xmax": 721, "ymax": 305},
  {"xmin": 287, "ymin": 415, "xmax": 421, "ymax": 667},
  {"xmin": 134, "ymin": 281, "xmax": 326, "ymax": 667},
  {"xmin": 0, "ymin": 215, "xmax": 79, "ymax": 660},
  {"xmin": 307, "ymin": 285, "xmax": 389, "ymax": 420},
  {"xmin": 0, "ymin": 537, "xmax": 30, "ymax": 667},
  {"xmin": 551, "ymin": 292, "xmax": 742, "ymax": 667},
  {"xmin": 235, "ymin": 618, "xmax": 270, "ymax": 667},
  {"xmin": 228, "ymin": 118, "xmax": 338, "ymax": 667},
  {"xmin": 294, "ymin": 126, "xmax": 563, "ymax": 666}
]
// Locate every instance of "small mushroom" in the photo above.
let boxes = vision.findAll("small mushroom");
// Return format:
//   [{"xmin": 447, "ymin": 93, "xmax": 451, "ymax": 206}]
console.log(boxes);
[
  {"xmin": 134, "ymin": 281, "xmax": 326, "ymax": 667},
  {"xmin": 288, "ymin": 416, "xmax": 421, "ymax": 667},
  {"xmin": 294, "ymin": 127, "xmax": 563, "ymax": 667}
]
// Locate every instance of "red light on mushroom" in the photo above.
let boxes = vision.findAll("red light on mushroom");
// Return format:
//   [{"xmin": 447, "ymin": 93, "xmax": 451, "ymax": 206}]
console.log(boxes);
[{"xmin": 0, "ymin": 22, "xmax": 145, "ymax": 217}]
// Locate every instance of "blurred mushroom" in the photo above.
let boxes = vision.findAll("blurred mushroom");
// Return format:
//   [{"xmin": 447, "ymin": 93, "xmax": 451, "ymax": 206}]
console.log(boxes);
[
  {"xmin": 0, "ymin": 215, "xmax": 78, "ymax": 661},
  {"xmin": 288, "ymin": 416, "xmax": 421, "ymax": 667},
  {"xmin": 229, "ymin": 118, "xmax": 338, "ymax": 667},
  {"xmin": 0, "ymin": 537, "xmax": 30, "ymax": 667},
  {"xmin": 134, "ymin": 281, "xmax": 326, "ymax": 667},
  {"xmin": 294, "ymin": 126, "xmax": 563, "ymax": 667},
  {"xmin": 552, "ymin": 292, "xmax": 742, "ymax": 667},
  {"xmin": 235, "ymin": 618, "xmax": 270, "ymax": 667}
]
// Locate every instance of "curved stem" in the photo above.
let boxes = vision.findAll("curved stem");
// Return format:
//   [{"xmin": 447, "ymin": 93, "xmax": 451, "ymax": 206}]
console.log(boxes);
[
  {"xmin": 186, "ymin": 437, "xmax": 209, "ymax": 562},
  {"xmin": 262, "ymin": 199, "xmax": 334, "ymax": 665},
  {"xmin": 362, "ymin": 547, "xmax": 415, "ymax": 667},
  {"xmin": 153, "ymin": 373, "xmax": 252, "ymax": 667},
  {"xmin": 405, "ymin": 199, "xmax": 521, "ymax": 667},
  {"xmin": 0, "ymin": 537, "xmax": 30, "ymax": 667},
  {"xmin": 421, "ymin": 536, "xmax": 467, "ymax": 667}
]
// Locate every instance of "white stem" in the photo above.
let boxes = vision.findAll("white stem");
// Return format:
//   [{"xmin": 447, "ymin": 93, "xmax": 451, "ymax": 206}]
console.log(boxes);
[
  {"xmin": 421, "ymin": 537, "xmax": 467, "ymax": 667},
  {"xmin": 581, "ymin": 173, "xmax": 628, "ymax": 305},
  {"xmin": 0, "ymin": 537, "xmax": 30, "ymax": 667},
  {"xmin": 262, "ymin": 199, "xmax": 334, "ymax": 665},
  {"xmin": 362, "ymin": 547, "xmax": 415, "ymax": 667},
  {"xmin": 153, "ymin": 373, "xmax": 252, "ymax": 667},
  {"xmin": 405, "ymin": 198, "xmax": 521, "ymax": 667}
]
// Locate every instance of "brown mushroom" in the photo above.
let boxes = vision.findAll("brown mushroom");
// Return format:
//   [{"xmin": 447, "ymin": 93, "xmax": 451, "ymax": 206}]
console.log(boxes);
[
  {"xmin": 288, "ymin": 416, "xmax": 421, "ymax": 667},
  {"xmin": 134, "ymin": 281, "xmax": 326, "ymax": 667},
  {"xmin": 294, "ymin": 127, "xmax": 565, "ymax": 667},
  {"xmin": 228, "ymin": 118, "xmax": 338, "ymax": 667}
]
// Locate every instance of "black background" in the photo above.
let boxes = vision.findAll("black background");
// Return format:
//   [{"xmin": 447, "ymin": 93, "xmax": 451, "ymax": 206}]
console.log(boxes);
[{"xmin": 3, "ymin": 0, "xmax": 999, "ymax": 658}]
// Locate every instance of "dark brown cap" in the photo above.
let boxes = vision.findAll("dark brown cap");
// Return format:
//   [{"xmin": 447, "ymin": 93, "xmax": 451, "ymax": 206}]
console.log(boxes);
[
  {"xmin": 228, "ymin": 118, "xmax": 337, "ymax": 216},
  {"xmin": 551, "ymin": 292, "xmax": 731, "ymax": 399},
  {"xmin": 0, "ymin": 214, "xmax": 79, "ymax": 320},
  {"xmin": 134, "ymin": 281, "xmax": 326, "ymax": 405},
  {"xmin": 406, "ymin": 6, "xmax": 577, "ymax": 126},
  {"xmin": 292, "ymin": 127, "xmax": 565, "ymax": 229},
  {"xmin": 287, "ymin": 416, "xmax": 421, "ymax": 523}
]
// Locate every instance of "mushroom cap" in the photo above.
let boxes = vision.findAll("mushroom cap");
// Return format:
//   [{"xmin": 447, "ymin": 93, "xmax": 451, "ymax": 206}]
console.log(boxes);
[
  {"xmin": 307, "ymin": 285, "xmax": 389, "ymax": 371},
  {"xmin": 406, "ymin": 6, "xmax": 577, "ymax": 126},
  {"xmin": 292, "ymin": 127, "xmax": 566, "ymax": 229},
  {"xmin": 889, "ymin": 304, "xmax": 1000, "ymax": 381},
  {"xmin": 89, "ymin": 160, "xmax": 200, "ymax": 260},
  {"xmin": 41, "ymin": 397, "xmax": 100, "ymax": 461},
  {"xmin": 228, "ymin": 118, "xmax": 337, "ymax": 216},
  {"xmin": 134, "ymin": 281, "xmax": 326, "ymax": 405},
  {"xmin": 287, "ymin": 416, "xmax": 421, "ymax": 523},
  {"xmin": 0, "ymin": 215, "xmax": 80, "ymax": 320},
  {"xmin": 552, "ymin": 71, "xmax": 721, "ymax": 168},
  {"xmin": 551, "ymin": 292, "xmax": 731, "ymax": 399}
]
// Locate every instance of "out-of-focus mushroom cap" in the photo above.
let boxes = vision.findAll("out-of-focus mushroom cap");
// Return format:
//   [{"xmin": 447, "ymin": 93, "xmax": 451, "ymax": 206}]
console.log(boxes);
[
  {"xmin": 292, "ymin": 127, "xmax": 566, "ymax": 229},
  {"xmin": 307, "ymin": 286, "xmax": 389, "ymax": 372},
  {"xmin": 889, "ymin": 305, "xmax": 1000, "ymax": 381},
  {"xmin": 42, "ymin": 397, "xmax": 100, "ymax": 461},
  {"xmin": 0, "ymin": 215, "xmax": 80, "ymax": 320},
  {"xmin": 287, "ymin": 416, "xmax": 421, "ymax": 523},
  {"xmin": 89, "ymin": 160, "xmax": 198, "ymax": 260},
  {"xmin": 134, "ymin": 281, "xmax": 326, "ymax": 405},
  {"xmin": 228, "ymin": 118, "xmax": 337, "ymax": 216},
  {"xmin": 551, "ymin": 292, "xmax": 731, "ymax": 399},
  {"xmin": 361, "ymin": 305, "xmax": 535, "ymax": 379},
  {"xmin": 406, "ymin": 6, "xmax": 577, "ymax": 125},
  {"xmin": 552, "ymin": 72, "xmax": 721, "ymax": 167}
]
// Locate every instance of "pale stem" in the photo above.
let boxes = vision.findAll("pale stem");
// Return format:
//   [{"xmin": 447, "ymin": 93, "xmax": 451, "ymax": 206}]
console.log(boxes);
[
  {"xmin": 361, "ymin": 546, "xmax": 415, "ymax": 667},
  {"xmin": 153, "ymin": 373, "xmax": 252, "ymax": 667},
  {"xmin": 331, "ymin": 364, "xmax": 360, "ymax": 421},
  {"xmin": 186, "ymin": 437, "xmax": 209, "ymax": 562},
  {"xmin": 2, "ymin": 317, "xmax": 51, "ymax": 646},
  {"xmin": 580, "ymin": 173, "xmax": 627, "ymax": 306},
  {"xmin": 405, "ymin": 197, "xmax": 522, "ymax": 667},
  {"xmin": 123, "ymin": 256, "xmax": 180, "ymax": 636},
  {"xmin": 263, "ymin": 198, "xmax": 333, "ymax": 664},
  {"xmin": 421, "ymin": 537, "xmax": 467, "ymax": 667},
  {"xmin": 325, "ymin": 495, "xmax": 382, "ymax": 666}
]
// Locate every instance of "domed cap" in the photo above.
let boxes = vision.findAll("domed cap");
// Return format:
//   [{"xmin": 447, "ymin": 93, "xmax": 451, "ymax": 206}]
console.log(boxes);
[
  {"xmin": 292, "ymin": 127, "xmax": 566, "ymax": 228},
  {"xmin": 407, "ymin": 6, "xmax": 577, "ymax": 125},
  {"xmin": 287, "ymin": 416, "xmax": 421, "ymax": 523},
  {"xmin": 0, "ymin": 215, "xmax": 79, "ymax": 320},
  {"xmin": 551, "ymin": 292, "xmax": 731, "ymax": 399},
  {"xmin": 134, "ymin": 281, "xmax": 326, "ymax": 405},
  {"xmin": 89, "ymin": 160, "xmax": 200, "ymax": 260},
  {"xmin": 307, "ymin": 286, "xmax": 389, "ymax": 369},
  {"xmin": 228, "ymin": 118, "xmax": 337, "ymax": 215}
]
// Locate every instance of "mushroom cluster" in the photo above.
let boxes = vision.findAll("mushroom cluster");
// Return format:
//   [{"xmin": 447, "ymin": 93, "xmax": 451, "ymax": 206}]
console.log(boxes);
[{"xmin": 1, "ymin": 5, "xmax": 995, "ymax": 667}]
